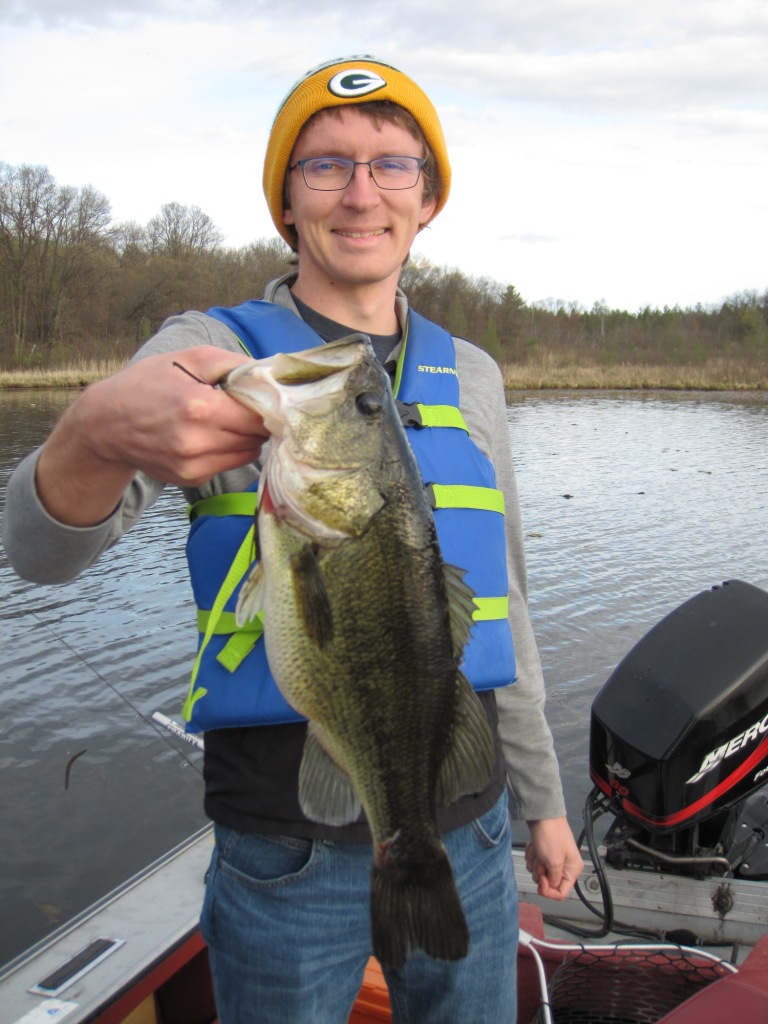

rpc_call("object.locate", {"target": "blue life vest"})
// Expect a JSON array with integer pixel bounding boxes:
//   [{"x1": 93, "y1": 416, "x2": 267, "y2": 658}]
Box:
[{"x1": 182, "y1": 301, "x2": 516, "y2": 732}]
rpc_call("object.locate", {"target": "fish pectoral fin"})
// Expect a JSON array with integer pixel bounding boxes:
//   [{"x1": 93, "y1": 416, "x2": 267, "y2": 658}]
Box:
[
  {"x1": 438, "y1": 672, "x2": 496, "y2": 806},
  {"x1": 235, "y1": 563, "x2": 266, "y2": 627},
  {"x1": 443, "y1": 563, "x2": 477, "y2": 659},
  {"x1": 298, "y1": 724, "x2": 362, "y2": 826},
  {"x1": 291, "y1": 544, "x2": 334, "y2": 647}
]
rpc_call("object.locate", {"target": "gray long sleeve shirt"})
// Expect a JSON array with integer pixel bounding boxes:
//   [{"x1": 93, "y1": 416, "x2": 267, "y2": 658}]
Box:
[{"x1": 1, "y1": 275, "x2": 566, "y2": 823}]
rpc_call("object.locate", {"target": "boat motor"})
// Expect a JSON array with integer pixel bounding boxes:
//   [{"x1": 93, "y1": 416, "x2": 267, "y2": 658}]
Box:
[{"x1": 589, "y1": 579, "x2": 768, "y2": 880}]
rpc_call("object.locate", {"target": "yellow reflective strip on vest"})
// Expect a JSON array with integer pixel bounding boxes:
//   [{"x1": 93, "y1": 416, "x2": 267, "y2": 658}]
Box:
[
  {"x1": 431, "y1": 484, "x2": 505, "y2": 515},
  {"x1": 182, "y1": 524, "x2": 256, "y2": 722},
  {"x1": 197, "y1": 609, "x2": 263, "y2": 636},
  {"x1": 217, "y1": 630, "x2": 261, "y2": 672},
  {"x1": 189, "y1": 492, "x2": 259, "y2": 522},
  {"x1": 196, "y1": 608, "x2": 264, "y2": 674},
  {"x1": 415, "y1": 404, "x2": 468, "y2": 431},
  {"x1": 472, "y1": 596, "x2": 509, "y2": 621}
]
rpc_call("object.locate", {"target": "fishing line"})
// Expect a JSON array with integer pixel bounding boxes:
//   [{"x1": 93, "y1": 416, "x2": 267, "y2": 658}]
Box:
[
  {"x1": 172, "y1": 361, "x2": 217, "y2": 388},
  {"x1": 31, "y1": 611, "x2": 204, "y2": 779}
]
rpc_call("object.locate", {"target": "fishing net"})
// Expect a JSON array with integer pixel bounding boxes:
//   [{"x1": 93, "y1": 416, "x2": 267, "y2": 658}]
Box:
[{"x1": 531, "y1": 945, "x2": 733, "y2": 1024}]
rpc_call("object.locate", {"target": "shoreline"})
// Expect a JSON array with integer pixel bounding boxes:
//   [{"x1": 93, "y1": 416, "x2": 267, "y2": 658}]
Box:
[
  {"x1": 0, "y1": 362, "x2": 766, "y2": 392},
  {"x1": 499, "y1": 362, "x2": 767, "y2": 392},
  {"x1": 0, "y1": 360, "x2": 128, "y2": 391}
]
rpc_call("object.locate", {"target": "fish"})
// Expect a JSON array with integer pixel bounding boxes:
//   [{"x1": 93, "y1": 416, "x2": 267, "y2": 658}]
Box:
[{"x1": 221, "y1": 335, "x2": 496, "y2": 969}]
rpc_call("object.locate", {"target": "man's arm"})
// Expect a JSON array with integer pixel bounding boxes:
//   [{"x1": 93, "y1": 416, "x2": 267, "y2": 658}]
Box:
[
  {"x1": 455, "y1": 339, "x2": 583, "y2": 897},
  {"x1": 2, "y1": 336, "x2": 266, "y2": 583},
  {"x1": 525, "y1": 817, "x2": 584, "y2": 900},
  {"x1": 35, "y1": 346, "x2": 266, "y2": 527}
]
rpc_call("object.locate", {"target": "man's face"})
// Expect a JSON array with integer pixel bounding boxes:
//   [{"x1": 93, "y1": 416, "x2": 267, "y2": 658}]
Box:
[{"x1": 284, "y1": 107, "x2": 437, "y2": 296}]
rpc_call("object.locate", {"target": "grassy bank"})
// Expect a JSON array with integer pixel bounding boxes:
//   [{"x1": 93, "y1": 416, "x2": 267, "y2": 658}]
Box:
[
  {"x1": 501, "y1": 357, "x2": 767, "y2": 391},
  {"x1": 0, "y1": 359, "x2": 128, "y2": 389},
  {"x1": 1, "y1": 356, "x2": 766, "y2": 391}
]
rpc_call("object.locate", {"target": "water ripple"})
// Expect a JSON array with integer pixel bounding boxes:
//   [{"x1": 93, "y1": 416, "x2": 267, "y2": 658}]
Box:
[
  {"x1": 508, "y1": 390, "x2": 768, "y2": 815},
  {"x1": 1, "y1": 388, "x2": 766, "y2": 964}
]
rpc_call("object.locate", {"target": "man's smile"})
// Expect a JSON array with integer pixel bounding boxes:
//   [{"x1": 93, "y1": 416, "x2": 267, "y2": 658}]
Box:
[{"x1": 333, "y1": 228, "x2": 388, "y2": 239}]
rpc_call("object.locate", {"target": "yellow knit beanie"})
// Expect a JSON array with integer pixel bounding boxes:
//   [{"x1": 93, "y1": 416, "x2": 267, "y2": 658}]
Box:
[{"x1": 263, "y1": 56, "x2": 451, "y2": 246}]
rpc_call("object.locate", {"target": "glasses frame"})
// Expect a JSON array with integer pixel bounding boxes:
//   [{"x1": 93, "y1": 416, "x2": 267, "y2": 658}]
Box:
[{"x1": 289, "y1": 156, "x2": 426, "y2": 192}]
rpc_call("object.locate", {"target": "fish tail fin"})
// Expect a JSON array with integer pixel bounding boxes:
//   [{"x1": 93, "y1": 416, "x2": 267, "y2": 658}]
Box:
[{"x1": 371, "y1": 836, "x2": 469, "y2": 970}]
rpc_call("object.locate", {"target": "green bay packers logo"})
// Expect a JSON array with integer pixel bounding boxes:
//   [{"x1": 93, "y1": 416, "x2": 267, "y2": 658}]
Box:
[{"x1": 327, "y1": 69, "x2": 387, "y2": 98}]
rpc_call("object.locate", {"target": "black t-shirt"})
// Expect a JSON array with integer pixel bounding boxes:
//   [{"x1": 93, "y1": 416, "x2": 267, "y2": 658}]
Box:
[{"x1": 290, "y1": 292, "x2": 401, "y2": 366}]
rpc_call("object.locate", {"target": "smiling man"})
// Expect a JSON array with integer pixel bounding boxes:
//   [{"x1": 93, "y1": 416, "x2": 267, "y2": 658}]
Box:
[
  {"x1": 283, "y1": 109, "x2": 436, "y2": 325},
  {"x1": 2, "y1": 56, "x2": 582, "y2": 1024}
]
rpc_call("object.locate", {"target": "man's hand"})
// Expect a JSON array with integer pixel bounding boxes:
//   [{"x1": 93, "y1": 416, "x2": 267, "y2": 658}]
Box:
[
  {"x1": 524, "y1": 816, "x2": 584, "y2": 900},
  {"x1": 36, "y1": 347, "x2": 267, "y2": 527}
]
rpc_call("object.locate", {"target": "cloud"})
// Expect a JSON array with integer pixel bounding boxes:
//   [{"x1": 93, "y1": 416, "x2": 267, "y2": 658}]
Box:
[
  {"x1": 0, "y1": 1, "x2": 765, "y2": 309},
  {"x1": 500, "y1": 233, "x2": 559, "y2": 245},
  {"x1": 7, "y1": 2, "x2": 767, "y2": 123}
]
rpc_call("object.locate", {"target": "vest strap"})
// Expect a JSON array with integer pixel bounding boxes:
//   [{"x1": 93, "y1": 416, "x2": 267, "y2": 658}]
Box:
[
  {"x1": 427, "y1": 483, "x2": 505, "y2": 515},
  {"x1": 197, "y1": 609, "x2": 262, "y2": 636},
  {"x1": 183, "y1": 524, "x2": 257, "y2": 721},
  {"x1": 217, "y1": 628, "x2": 262, "y2": 672},
  {"x1": 189, "y1": 493, "x2": 259, "y2": 521},
  {"x1": 397, "y1": 401, "x2": 468, "y2": 432},
  {"x1": 473, "y1": 596, "x2": 509, "y2": 621}
]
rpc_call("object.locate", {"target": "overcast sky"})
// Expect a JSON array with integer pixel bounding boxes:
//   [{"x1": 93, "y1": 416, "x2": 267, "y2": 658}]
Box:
[{"x1": 2, "y1": 0, "x2": 766, "y2": 311}]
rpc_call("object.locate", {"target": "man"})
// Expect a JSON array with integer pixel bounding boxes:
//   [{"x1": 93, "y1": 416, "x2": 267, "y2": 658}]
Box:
[{"x1": 2, "y1": 57, "x2": 582, "y2": 1023}]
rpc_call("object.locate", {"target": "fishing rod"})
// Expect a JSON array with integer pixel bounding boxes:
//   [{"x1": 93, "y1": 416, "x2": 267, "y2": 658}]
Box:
[
  {"x1": 31, "y1": 611, "x2": 204, "y2": 779},
  {"x1": 152, "y1": 712, "x2": 204, "y2": 751}
]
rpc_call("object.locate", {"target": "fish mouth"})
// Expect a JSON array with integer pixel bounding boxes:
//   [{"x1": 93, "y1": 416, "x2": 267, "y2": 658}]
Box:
[
  {"x1": 222, "y1": 335, "x2": 381, "y2": 541},
  {"x1": 269, "y1": 336, "x2": 370, "y2": 384},
  {"x1": 221, "y1": 335, "x2": 372, "y2": 437}
]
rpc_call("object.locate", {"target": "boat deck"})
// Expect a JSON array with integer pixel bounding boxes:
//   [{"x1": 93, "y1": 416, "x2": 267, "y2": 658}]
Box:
[
  {"x1": 0, "y1": 827, "x2": 214, "y2": 1024},
  {"x1": 2, "y1": 834, "x2": 767, "y2": 1024}
]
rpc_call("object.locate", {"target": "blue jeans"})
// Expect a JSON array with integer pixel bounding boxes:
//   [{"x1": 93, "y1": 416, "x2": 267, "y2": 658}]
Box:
[{"x1": 200, "y1": 792, "x2": 518, "y2": 1024}]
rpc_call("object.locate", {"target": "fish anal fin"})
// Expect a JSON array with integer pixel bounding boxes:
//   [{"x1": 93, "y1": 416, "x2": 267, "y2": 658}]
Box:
[
  {"x1": 442, "y1": 563, "x2": 477, "y2": 659},
  {"x1": 438, "y1": 671, "x2": 496, "y2": 807},
  {"x1": 298, "y1": 724, "x2": 362, "y2": 826},
  {"x1": 291, "y1": 543, "x2": 334, "y2": 647}
]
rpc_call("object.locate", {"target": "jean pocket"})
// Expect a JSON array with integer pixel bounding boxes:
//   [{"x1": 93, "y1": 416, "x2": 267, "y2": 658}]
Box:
[
  {"x1": 216, "y1": 826, "x2": 315, "y2": 889},
  {"x1": 471, "y1": 794, "x2": 511, "y2": 850}
]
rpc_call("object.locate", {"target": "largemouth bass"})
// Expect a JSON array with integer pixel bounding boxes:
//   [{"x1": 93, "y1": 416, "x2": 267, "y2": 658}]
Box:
[{"x1": 222, "y1": 335, "x2": 496, "y2": 969}]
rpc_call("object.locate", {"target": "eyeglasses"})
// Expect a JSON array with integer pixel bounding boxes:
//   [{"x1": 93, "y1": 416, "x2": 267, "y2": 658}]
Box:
[{"x1": 289, "y1": 156, "x2": 426, "y2": 191}]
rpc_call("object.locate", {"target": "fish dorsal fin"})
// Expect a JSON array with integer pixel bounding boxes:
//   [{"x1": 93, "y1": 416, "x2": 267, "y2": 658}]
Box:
[
  {"x1": 291, "y1": 544, "x2": 334, "y2": 647},
  {"x1": 442, "y1": 562, "x2": 477, "y2": 660},
  {"x1": 438, "y1": 672, "x2": 496, "y2": 807},
  {"x1": 298, "y1": 723, "x2": 362, "y2": 826}
]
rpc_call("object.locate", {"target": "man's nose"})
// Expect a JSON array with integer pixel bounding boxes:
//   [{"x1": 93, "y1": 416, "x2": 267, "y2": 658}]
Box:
[{"x1": 343, "y1": 163, "x2": 379, "y2": 202}]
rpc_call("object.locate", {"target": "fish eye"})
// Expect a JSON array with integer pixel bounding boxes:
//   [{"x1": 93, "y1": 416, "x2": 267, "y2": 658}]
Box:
[{"x1": 355, "y1": 391, "x2": 383, "y2": 417}]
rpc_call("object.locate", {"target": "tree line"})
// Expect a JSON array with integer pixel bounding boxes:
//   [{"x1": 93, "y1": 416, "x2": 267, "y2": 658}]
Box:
[{"x1": 1, "y1": 162, "x2": 766, "y2": 371}]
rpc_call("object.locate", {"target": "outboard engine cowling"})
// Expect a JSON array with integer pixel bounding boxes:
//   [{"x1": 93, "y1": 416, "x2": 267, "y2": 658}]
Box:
[{"x1": 590, "y1": 580, "x2": 768, "y2": 860}]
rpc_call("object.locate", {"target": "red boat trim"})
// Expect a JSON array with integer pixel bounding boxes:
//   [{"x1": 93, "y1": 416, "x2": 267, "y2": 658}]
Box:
[
  {"x1": 591, "y1": 736, "x2": 768, "y2": 828},
  {"x1": 89, "y1": 931, "x2": 207, "y2": 1024}
]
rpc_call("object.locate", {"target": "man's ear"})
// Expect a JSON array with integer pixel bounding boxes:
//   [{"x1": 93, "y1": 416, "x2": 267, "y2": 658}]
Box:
[{"x1": 418, "y1": 194, "x2": 437, "y2": 231}]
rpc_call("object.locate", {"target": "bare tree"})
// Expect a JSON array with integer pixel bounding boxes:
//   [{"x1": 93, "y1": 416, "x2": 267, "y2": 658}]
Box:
[
  {"x1": 146, "y1": 202, "x2": 223, "y2": 259},
  {"x1": 0, "y1": 163, "x2": 111, "y2": 358}
]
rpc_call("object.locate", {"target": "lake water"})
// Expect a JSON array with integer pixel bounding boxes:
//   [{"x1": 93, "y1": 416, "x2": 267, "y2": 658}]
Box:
[{"x1": 1, "y1": 387, "x2": 767, "y2": 966}]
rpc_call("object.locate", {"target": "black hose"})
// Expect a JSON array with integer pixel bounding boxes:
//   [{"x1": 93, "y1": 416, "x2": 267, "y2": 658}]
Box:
[{"x1": 544, "y1": 785, "x2": 616, "y2": 938}]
